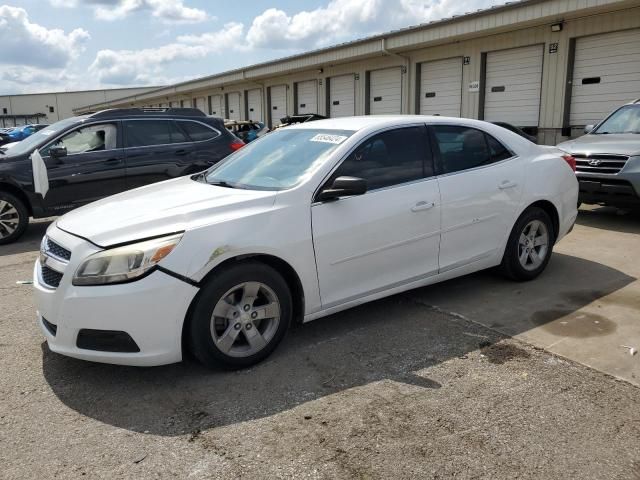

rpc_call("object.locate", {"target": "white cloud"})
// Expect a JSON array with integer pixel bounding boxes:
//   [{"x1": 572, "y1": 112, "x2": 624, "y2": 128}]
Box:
[
  {"x1": 0, "y1": 6, "x2": 90, "y2": 69},
  {"x1": 89, "y1": 22, "x2": 244, "y2": 84},
  {"x1": 49, "y1": 0, "x2": 209, "y2": 24}
]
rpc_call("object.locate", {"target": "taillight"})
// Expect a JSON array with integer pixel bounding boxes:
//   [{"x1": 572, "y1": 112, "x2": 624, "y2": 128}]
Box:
[
  {"x1": 230, "y1": 141, "x2": 245, "y2": 151},
  {"x1": 562, "y1": 154, "x2": 576, "y2": 172}
]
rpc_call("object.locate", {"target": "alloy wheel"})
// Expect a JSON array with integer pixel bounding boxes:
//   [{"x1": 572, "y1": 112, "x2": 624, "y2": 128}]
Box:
[
  {"x1": 209, "y1": 281, "x2": 281, "y2": 358},
  {"x1": 0, "y1": 199, "x2": 19, "y2": 239},
  {"x1": 517, "y1": 219, "x2": 549, "y2": 271}
]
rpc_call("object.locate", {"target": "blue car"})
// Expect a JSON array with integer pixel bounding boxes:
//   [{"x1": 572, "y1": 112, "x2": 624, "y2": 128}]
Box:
[{"x1": 0, "y1": 124, "x2": 48, "y2": 146}]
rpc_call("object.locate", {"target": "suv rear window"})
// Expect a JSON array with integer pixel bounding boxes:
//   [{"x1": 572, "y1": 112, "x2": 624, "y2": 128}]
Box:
[{"x1": 179, "y1": 121, "x2": 219, "y2": 142}]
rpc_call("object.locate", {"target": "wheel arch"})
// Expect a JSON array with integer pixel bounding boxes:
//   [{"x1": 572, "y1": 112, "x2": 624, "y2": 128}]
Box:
[
  {"x1": 0, "y1": 181, "x2": 33, "y2": 216},
  {"x1": 181, "y1": 253, "x2": 306, "y2": 354},
  {"x1": 522, "y1": 199, "x2": 560, "y2": 243}
]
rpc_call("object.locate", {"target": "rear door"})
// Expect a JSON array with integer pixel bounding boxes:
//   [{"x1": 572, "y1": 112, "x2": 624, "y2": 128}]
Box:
[
  {"x1": 312, "y1": 125, "x2": 441, "y2": 307},
  {"x1": 431, "y1": 124, "x2": 524, "y2": 272},
  {"x1": 40, "y1": 122, "x2": 126, "y2": 211}
]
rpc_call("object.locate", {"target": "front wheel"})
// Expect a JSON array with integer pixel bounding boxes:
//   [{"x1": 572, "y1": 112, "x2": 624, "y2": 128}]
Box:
[
  {"x1": 0, "y1": 192, "x2": 29, "y2": 245},
  {"x1": 500, "y1": 207, "x2": 555, "y2": 281},
  {"x1": 188, "y1": 262, "x2": 292, "y2": 369}
]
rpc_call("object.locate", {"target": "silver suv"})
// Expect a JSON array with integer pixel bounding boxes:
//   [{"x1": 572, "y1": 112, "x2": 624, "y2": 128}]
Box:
[{"x1": 557, "y1": 99, "x2": 640, "y2": 208}]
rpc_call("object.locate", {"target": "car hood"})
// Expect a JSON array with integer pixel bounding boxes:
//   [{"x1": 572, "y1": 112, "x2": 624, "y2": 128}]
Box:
[
  {"x1": 57, "y1": 175, "x2": 278, "y2": 247},
  {"x1": 557, "y1": 134, "x2": 640, "y2": 156}
]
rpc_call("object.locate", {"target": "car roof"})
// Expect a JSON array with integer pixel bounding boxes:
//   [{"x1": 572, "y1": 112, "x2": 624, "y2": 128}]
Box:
[{"x1": 285, "y1": 115, "x2": 499, "y2": 132}]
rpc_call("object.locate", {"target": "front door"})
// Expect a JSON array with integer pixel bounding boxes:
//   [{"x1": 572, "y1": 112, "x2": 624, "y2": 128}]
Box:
[
  {"x1": 312, "y1": 125, "x2": 441, "y2": 308},
  {"x1": 431, "y1": 124, "x2": 524, "y2": 272},
  {"x1": 40, "y1": 122, "x2": 126, "y2": 213}
]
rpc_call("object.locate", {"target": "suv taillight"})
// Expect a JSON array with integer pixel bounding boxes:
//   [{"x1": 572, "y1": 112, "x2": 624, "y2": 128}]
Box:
[
  {"x1": 562, "y1": 154, "x2": 576, "y2": 172},
  {"x1": 230, "y1": 140, "x2": 245, "y2": 151}
]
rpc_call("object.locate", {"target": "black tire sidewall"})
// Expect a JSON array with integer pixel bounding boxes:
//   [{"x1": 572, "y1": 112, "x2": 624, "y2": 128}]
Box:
[
  {"x1": 0, "y1": 191, "x2": 28, "y2": 245},
  {"x1": 502, "y1": 207, "x2": 555, "y2": 281},
  {"x1": 188, "y1": 262, "x2": 292, "y2": 369}
]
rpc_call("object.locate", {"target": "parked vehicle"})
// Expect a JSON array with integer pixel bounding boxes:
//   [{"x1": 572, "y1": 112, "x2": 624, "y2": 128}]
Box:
[
  {"x1": 34, "y1": 116, "x2": 578, "y2": 368},
  {"x1": 224, "y1": 120, "x2": 268, "y2": 143},
  {"x1": 491, "y1": 122, "x2": 537, "y2": 143},
  {"x1": 557, "y1": 99, "x2": 640, "y2": 208},
  {"x1": 275, "y1": 113, "x2": 327, "y2": 129},
  {"x1": 0, "y1": 108, "x2": 243, "y2": 244},
  {"x1": 0, "y1": 124, "x2": 49, "y2": 146}
]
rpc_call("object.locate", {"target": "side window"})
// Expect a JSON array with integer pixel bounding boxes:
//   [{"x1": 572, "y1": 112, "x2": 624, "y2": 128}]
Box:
[
  {"x1": 332, "y1": 127, "x2": 431, "y2": 191},
  {"x1": 169, "y1": 121, "x2": 188, "y2": 143},
  {"x1": 179, "y1": 121, "x2": 219, "y2": 142},
  {"x1": 432, "y1": 125, "x2": 491, "y2": 174},
  {"x1": 486, "y1": 134, "x2": 512, "y2": 162},
  {"x1": 45, "y1": 123, "x2": 117, "y2": 156},
  {"x1": 124, "y1": 120, "x2": 172, "y2": 147}
]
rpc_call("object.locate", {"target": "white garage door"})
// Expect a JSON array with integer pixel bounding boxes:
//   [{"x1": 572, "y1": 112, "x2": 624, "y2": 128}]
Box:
[
  {"x1": 209, "y1": 95, "x2": 223, "y2": 117},
  {"x1": 247, "y1": 89, "x2": 263, "y2": 122},
  {"x1": 195, "y1": 97, "x2": 206, "y2": 113},
  {"x1": 269, "y1": 85, "x2": 287, "y2": 126},
  {"x1": 420, "y1": 57, "x2": 462, "y2": 117},
  {"x1": 296, "y1": 80, "x2": 318, "y2": 114},
  {"x1": 484, "y1": 45, "x2": 544, "y2": 126},
  {"x1": 369, "y1": 68, "x2": 402, "y2": 115},
  {"x1": 329, "y1": 74, "x2": 355, "y2": 117},
  {"x1": 570, "y1": 28, "x2": 640, "y2": 127},
  {"x1": 227, "y1": 92, "x2": 241, "y2": 120}
]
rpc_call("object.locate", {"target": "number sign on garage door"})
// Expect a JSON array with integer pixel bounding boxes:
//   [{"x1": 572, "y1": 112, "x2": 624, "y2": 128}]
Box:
[
  {"x1": 209, "y1": 95, "x2": 223, "y2": 117},
  {"x1": 226, "y1": 92, "x2": 241, "y2": 120},
  {"x1": 419, "y1": 57, "x2": 462, "y2": 116},
  {"x1": 296, "y1": 80, "x2": 318, "y2": 115},
  {"x1": 246, "y1": 89, "x2": 263, "y2": 122},
  {"x1": 269, "y1": 85, "x2": 287, "y2": 127},
  {"x1": 570, "y1": 28, "x2": 640, "y2": 127},
  {"x1": 329, "y1": 74, "x2": 355, "y2": 117},
  {"x1": 369, "y1": 68, "x2": 402, "y2": 115},
  {"x1": 484, "y1": 45, "x2": 544, "y2": 127}
]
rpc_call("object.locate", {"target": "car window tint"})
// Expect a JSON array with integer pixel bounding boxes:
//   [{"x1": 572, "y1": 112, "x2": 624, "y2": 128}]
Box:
[
  {"x1": 125, "y1": 120, "x2": 172, "y2": 147},
  {"x1": 333, "y1": 126, "x2": 430, "y2": 191},
  {"x1": 486, "y1": 134, "x2": 512, "y2": 161},
  {"x1": 180, "y1": 121, "x2": 218, "y2": 141},
  {"x1": 432, "y1": 125, "x2": 491, "y2": 174},
  {"x1": 169, "y1": 121, "x2": 188, "y2": 143},
  {"x1": 45, "y1": 123, "x2": 117, "y2": 155}
]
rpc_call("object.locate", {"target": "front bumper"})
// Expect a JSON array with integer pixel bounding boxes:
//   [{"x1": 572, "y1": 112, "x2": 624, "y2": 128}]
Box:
[{"x1": 33, "y1": 227, "x2": 199, "y2": 367}]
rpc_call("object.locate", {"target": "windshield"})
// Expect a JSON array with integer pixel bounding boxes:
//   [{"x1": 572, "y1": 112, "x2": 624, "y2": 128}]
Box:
[
  {"x1": 203, "y1": 128, "x2": 354, "y2": 190},
  {"x1": 2, "y1": 117, "x2": 79, "y2": 156},
  {"x1": 593, "y1": 105, "x2": 640, "y2": 134}
]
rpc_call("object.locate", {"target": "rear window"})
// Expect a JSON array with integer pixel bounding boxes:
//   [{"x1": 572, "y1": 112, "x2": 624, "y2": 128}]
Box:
[{"x1": 179, "y1": 121, "x2": 219, "y2": 142}]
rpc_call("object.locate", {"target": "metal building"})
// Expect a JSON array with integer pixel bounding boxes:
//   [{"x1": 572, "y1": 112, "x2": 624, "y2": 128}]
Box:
[{"x1": 75, "y1": 0, "x2": 640, "y2": 145}]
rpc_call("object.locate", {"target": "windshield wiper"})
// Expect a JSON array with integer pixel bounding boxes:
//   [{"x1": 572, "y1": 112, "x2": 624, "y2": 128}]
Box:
[{"x1": 208, "y1": 180, "x2": 241, "y2": 189}]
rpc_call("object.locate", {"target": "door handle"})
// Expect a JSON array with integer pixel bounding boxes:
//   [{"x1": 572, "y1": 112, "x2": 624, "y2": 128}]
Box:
[
  {"x1": 104, "y1": 158, "x2": 123, "y2": 165},
  {"x1": 411, "y1": 201, "x2": 436, "y2": 212},
  {"x1": 498, "y1": 181, "x2": 518, "y2": 190},
  {"x1": 175, "y1": 149, "x2": 189, "y2": 156}
]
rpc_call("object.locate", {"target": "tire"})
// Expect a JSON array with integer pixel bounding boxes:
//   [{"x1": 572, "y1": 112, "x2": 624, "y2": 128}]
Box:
[
  {"x1": 188, "y1": 261, "x2": 292, "y2": 369},
  {"x1": 500, "y1": 207, "x2": 555, "y2": 281},
  {"x1": 0, "y1": 191, "x2": 29, "y2": 245}
]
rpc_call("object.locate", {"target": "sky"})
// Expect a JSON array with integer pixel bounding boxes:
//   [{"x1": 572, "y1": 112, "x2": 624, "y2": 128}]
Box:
[{"x1": 0, "y1": 0, "x2": 501, "y2": 95}]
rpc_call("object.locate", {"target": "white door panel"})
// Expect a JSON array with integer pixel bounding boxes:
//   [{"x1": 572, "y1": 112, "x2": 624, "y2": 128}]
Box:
[
  {"x1": 484, "y1": 45, "x2": 543, "y2": 127},
  {"x1": 296, "y1": 80, "x2": 318, "y2": 114},
  {"x1": 270, "y1": 85, "x2": 287, "y2": 126},
  {"x1": 369, "y1": 68, "x2": 402, "y2": 115},
  {"x1": 195, "y1": 97, "x2": 206, "y2": 113},
  {"x1": 312, "y1": 180, "x2": 441, "y2": 307},
  {"x1": 209, "y1": 95, "x2": 223, "y2": 117},
  {"x1": 227, "y1": 92, "x2": 241, "y2": 120},
  {"x1": 247, "y1": 89, "x2": 263, "y2": 122},
  {"x1": 420, "y1": 58, "x2": 462, "y2": 117},
  {"x1": 570, "y1": 28, "x2": 640, "y2": 126},
  {"x1": 329, "y1": 74, "x2": 355, "y2": 117}
]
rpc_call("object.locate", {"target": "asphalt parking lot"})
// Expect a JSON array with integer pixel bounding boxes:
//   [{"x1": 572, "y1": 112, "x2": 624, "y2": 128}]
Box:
[{"x1": 1, "y1": 207, "x2": 640, "y2": 479}]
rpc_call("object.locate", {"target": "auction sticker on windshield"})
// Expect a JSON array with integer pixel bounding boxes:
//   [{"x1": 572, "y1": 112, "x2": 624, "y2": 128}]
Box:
[{"x1": 310, "y1": 134, "x2": 348, "y2": 144}]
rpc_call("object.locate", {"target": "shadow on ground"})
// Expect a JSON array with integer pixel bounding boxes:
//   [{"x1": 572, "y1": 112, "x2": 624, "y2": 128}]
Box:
[
  {"x1": 576, "y1": 206, "x2": 640, "y2": 234},
  {"x1": 42, "y1": 248, "x2": 634, "y2": 436},
  {"x1": 0, "y1": 219, "x2": 52, "y2": 257}
]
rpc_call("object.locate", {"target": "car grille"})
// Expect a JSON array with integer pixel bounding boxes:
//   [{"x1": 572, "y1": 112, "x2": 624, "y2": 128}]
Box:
[
  {"x1": 41, "y1": 265, "x2": 63, "y2": 288},
  {"x1": 46, "y1": 237, "x2": 71, "y2": 261},
  {"x1": 574, "y1": 154, "x2": 629, "y2": 175}
]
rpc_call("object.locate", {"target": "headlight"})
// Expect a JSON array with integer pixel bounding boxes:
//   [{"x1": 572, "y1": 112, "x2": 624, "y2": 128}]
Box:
[{"x1": 73, "y1": 234, "x2": 182, "y2": 286}]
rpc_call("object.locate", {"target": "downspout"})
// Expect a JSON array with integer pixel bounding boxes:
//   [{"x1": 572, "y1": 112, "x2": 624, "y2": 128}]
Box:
[{"x1": 381, "y1": 38, "x2": 411, "y2": 114}]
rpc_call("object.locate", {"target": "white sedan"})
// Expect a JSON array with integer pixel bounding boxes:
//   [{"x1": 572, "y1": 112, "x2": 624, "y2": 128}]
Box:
[{"x1": 33, "y1": 116, "x2": 578, "y2": 368}]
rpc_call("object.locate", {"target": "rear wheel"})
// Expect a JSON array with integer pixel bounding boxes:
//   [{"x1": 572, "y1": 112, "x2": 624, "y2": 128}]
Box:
[
  {"x1": 0, "y1": 192, "x2": 28, "y2": 245},
  {"x1": 500, "y1": 207, "x2": 554, "y2": 281},
  {"x1": 188, "y1": 262, "x2": 292, "y2": 369}
]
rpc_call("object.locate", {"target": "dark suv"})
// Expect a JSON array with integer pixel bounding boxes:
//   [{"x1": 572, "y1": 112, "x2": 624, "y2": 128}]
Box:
[{"x1": 0, "y1": 108, "x2": 243, "y2": 244}]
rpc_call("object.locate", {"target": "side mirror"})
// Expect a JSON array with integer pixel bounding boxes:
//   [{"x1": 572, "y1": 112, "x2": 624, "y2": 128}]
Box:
[
  {"x1": 584, "y1": 124, "x2": 595, "y2": 134},
  {"x1": 49, "y1": 145, "x2": 67, "y2": 158},
  {"x1": 318, "y1": 176, "x2": 367, "y2": 202}
]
